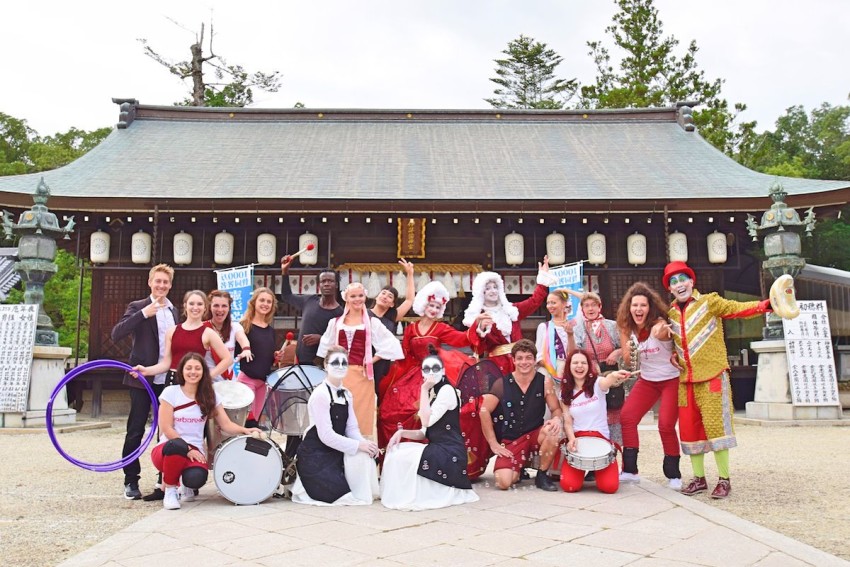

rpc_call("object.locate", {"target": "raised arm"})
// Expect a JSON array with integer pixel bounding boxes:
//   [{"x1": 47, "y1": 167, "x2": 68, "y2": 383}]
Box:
[{"x1": 394, "y1": 259, "x2": 417, "y2": 321}]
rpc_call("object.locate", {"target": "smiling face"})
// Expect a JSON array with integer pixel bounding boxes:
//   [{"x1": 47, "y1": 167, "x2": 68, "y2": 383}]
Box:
[
  {"x1": 424, "y1": 300, "x2": 443, "y2": 320},
  {"x1": 570, "y1": 352, "x2": 590, "y2": 380},
  {"x1": 630, "y1": 294, "x2": 650, "y2": 329},
  {"x1": 546, "y1": 293, "x2": 567, "y2": 317},
  {"x1": 181, "y1": 357, "x2": 204, "y2": 386},
  {"x1": 512, "y1": 350, "x2": 536, "y2": 376},
  {"x1": 483, "y1": 280, "x2": 501, "y2": 306},
  {"x1": 209, "y1": 296, "x2": 230, "y2": 325},
  {"x1": 184, "y1": 292, "x2": 206, "y2": 321},
  {"x1": 375, "y1": 288, "x2": 396, "y2": 309},
  {"x1": 255, "y1": 291, "x2": 275, "y2": 316},
  {"x1": 345, "y1": 285, "x2": 366, "y2": 309},
  {"x1": 581, "y1": 299, "x2": 601, "y2": 320},
  {"x1": 668, "y1": 273, "x2": 694, "y2": 303},
  {"x1": 148, "y1": 269, "x2": 172, "y2": 301}
]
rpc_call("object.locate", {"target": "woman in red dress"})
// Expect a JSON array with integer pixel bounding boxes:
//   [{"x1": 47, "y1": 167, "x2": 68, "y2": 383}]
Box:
[{"x1": 378, "y1": 281, "x2": 477, "y2": 452}]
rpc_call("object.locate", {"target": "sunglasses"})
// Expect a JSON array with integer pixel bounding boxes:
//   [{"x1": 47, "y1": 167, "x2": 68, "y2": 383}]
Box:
[
  {"x1": 668, "y1": 274, "x2": 691, "y2": 287},
  {"x1": 422, "y1": 364, "x2": 444, "y2": 374}
]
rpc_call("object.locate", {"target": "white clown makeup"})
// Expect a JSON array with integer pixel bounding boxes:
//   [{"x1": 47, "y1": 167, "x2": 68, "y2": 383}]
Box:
[
  {"x1": 669, "y1": 273, "x2": 694, "y2": 303},
  {"x1": 483, "y1": 280, "x2": 501, "y2": 307},
  {"x1": 421, "y1": 356, "x2": 445, "y2": 386},
  {"x1": 325, "y1": 352, "x2": 349, "y2": 383}
]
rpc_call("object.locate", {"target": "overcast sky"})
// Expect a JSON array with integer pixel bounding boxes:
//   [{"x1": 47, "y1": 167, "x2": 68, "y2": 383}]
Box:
[{"x1": 3, "y1": 0, "x2": 847, "y2": 136}]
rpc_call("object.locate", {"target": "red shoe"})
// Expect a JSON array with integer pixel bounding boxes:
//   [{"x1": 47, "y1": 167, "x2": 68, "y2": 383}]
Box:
[
  {"x1": 710, "y1": 478, "x2": 731, "y2": 499},
  {"x1": 680, "y1": 476, "x2": 707, "y2": 495}
]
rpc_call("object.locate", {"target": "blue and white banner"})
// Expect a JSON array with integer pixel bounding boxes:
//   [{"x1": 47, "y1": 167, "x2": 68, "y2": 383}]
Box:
[
  {"x1": 214, "y1": 265, "x2": 254, "y2": 331},
  {"x1": 548, "y1": 261, "x2": 583, "y2": 321}
]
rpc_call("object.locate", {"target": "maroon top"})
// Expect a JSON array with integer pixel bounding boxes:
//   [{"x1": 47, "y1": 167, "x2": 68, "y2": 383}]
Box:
[
  {"x1": 170, "y1": 324, "x2": 206, "y2": 370},
  {"x1": 338, "y1": 328, "x2": 367, "y2": 366}
]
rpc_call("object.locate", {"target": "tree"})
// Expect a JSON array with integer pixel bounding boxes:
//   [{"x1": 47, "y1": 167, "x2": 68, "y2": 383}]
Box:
[
  {"x1": 3, "y1": 249, "x2": 92, "y2": 357},
  {"x1": 0, "y1": 113, "x2": 110, "y2": 177},
  {"x1": 580, "y1": 0, "x2": 747, "y2": 154},
  {"x1": 139, "y1": 21, "x2": 281, "y2": 107},
  {"x1": 486, "y1": 35, "x2": 578, "y2": 109}
]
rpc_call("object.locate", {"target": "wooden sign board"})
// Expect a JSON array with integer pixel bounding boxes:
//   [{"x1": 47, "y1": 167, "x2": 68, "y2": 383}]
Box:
[{"x1": 397, "y1": 218, "x2": 426, "y2": 258}]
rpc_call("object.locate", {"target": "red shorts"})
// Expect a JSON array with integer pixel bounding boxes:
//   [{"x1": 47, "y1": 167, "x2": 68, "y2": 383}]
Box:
[{"x1": 494, "y1": 426, "x2": 543, "y2": 474}]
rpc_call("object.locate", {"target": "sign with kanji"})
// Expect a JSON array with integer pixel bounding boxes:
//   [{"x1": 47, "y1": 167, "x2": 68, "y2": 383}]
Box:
[
  {"x1": 782, "y1": 300, "x2": 840, "y2": 406},
  {"x1": 0, "y1": 304, "x2": 38, "y2": 412},
  {"x1": 397, "y1": 218, "x2": 426, "y2": 258}
]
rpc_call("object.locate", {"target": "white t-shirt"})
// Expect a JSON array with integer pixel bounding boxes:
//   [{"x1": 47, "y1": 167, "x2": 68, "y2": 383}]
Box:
[
  {"x1": 158, "y1": 385, "x2": 222, "y2": 456},
  {"x1": 205, "y1": 324, "x2": 237, "y2": 382},
  {"x1": 567, "y1": 379, "x2": 609, "y2": 439}
]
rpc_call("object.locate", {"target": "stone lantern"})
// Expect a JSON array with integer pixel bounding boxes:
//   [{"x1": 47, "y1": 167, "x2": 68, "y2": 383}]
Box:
[
  {"x1": 745, "y1": 181, "x2": 816, "y2": 339},
  {"x1": 2, "y1": 178, "x2": 75, "y2": 346}
]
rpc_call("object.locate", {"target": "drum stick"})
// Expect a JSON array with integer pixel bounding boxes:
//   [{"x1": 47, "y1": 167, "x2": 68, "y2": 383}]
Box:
[{"x1": 286, "y1": 243, "x2": 315, "y2": 261}]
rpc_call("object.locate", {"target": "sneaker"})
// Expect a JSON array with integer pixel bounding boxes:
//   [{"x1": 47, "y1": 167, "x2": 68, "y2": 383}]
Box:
[
  {"x1": 619, "y1": 472, "x2": 641, "y2": 484},
  {"x1": 180, "y1": 485, "x2": 196, "y2": 502},
  {"x1": 142, "y1": 488, "x2": 165, "y2": 501},
  {"x1": 534, "y1": 472, "x2": 558, "y2": 492},
  {"x1": 667, "y1": 477, "x2": 683, "y2": 490},
  {"x1": 681, "y1": 476, "x2": 708, "y2": 496},
  {"x1": 519, "y1": 468, "x2": 531, "y2": 481},
  {"x1": 710, "y1": 478, "x2": 731, "y2": 499},
  {"x1": 123, "y1": 482, "x2": 141, "y2": 500},
  {"x1": 163, "y1": 487, "x2": 181, "y2": 510}
]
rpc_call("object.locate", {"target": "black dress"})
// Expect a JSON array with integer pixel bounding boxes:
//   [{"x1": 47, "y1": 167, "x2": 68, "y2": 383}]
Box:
[
  {"x1": 418, "y1": 381, "x2": 472, "y2": 489},
  {"x1": 295, "y1": 385, "x2": 351, "y2": 503}
]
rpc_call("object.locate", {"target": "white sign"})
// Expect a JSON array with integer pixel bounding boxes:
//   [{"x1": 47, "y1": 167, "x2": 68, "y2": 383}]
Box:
[
  {"x1": 0, "y1": 304, "x2": 38, "y2": 412},
  {"x1": 782, "y1": 300, "x2": 840, "y2": 406}
]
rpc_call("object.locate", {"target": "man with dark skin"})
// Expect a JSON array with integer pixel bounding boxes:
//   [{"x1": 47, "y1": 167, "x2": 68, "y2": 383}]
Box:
[{"x1": 279, "y1": 256, "x2": 343, "y2": 366}]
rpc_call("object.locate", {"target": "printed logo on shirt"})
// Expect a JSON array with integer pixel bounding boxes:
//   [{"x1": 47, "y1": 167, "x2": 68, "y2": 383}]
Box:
[
  {"x1": 571, "y1": 394, "x2": 599, "y2": 408},
  {"x1": 174, "y1": 416, "x2": 205, "y2": 424}
]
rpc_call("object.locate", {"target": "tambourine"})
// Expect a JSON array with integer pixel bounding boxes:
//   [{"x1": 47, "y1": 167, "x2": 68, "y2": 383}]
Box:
[{"x1": 769, "y1": 274, "x2": 800, "y2": 319}]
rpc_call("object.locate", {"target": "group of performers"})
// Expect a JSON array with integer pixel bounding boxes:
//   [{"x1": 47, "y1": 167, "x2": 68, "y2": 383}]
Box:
[{"x1": 115, "y1": 251, "x2": 790, "y2": 510}]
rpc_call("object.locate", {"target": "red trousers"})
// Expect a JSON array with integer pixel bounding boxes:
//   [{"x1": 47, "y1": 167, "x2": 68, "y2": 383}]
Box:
[
  {"x1": 560, "y1": 460, "x2": 619, "y2": 494},
  {"x1": 151, "y1": 443, "x2": 208, "y2": 486},
  {"x1": 620, "y1": 378, "x2": 680, "y2": 457}
]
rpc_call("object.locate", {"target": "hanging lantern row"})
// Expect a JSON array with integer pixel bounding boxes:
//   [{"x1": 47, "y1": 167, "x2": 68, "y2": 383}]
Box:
[
  {"x1": 89, "y1": 230, "x2": 319, "y2": 266},
  {"x1": 498, "y1": 230, "x2": 728, "y2": 267}
]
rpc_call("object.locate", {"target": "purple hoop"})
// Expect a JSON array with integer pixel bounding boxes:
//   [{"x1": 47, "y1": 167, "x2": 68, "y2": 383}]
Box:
[{"x1": 46, "y1": 360, "x2": 159, "y2": 472}]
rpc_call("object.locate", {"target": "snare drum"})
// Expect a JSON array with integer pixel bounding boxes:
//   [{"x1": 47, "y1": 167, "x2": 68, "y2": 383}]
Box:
[
  {"x1": 206, "y1": 381, "x2": 254, "y2": 464},
  {"x1": 213, "y1": 435, "x2": 284, "y2": 505},
  {"x1": 563, "y1": 437, "x2": 616, "y2": 472},
  {"x1": 265, "y1": 365, "x2": 326, "y2": 436}
]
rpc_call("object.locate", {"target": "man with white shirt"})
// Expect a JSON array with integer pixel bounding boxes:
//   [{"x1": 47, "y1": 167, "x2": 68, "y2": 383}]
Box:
[{"x1": 111, "y1": 264, "x2": 178, "y2": 500}]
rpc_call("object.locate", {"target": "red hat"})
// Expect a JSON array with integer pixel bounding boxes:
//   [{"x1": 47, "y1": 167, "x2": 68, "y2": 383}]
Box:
[{"x1": 663, "y1": 261, "x2": 696, "y2": 290}]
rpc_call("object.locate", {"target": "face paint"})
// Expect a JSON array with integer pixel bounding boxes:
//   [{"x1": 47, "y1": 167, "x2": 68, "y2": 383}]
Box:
[
  {"x1": 669, "y1": 273, "x2": 694, "y2": 303},
  {"x1": 326, "y1": 354, "x2": 349, "y2": 381},
  {"x1": 421, "y1": 357, "x2": 445, "y2": 385}
]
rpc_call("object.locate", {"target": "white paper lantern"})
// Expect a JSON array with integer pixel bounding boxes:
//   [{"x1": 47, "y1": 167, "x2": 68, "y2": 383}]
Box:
[
  {"x1": 366, "y1": 271, "x2": 382, "y2": 299},
  {"x1": 707, "y1": 231, "x2": 727, "y2": 264},
  {"x1": 416, "y1": 271, "x2": 431, "y2": 292},
  {"x1": 586, "y1": 232, "x2": 606, "y2": 265},
  {"x1": 90, "y1": 230, "x2": 110, "y2": 264},
  {"x1": 505, "y1": 231, "x2": 524, "y2": 266},
  {"x1": 298, "y1": 232, "x2": 319, "y2": 266},
  {"x1": 667, "y1": 231, "x2": 688, "y2": 263},
  {"x1": 442, "y1": 272, "x2": 458, "y2": 299},
  {"x1": 627, "y1": 232, "x2": 647, "y2": 266},
  {"x1": 173, "y1": 231, "x2": 193, "y2": 266},
  {"x1": 130, "y1": 230, "x2": 151, "y2": 264},
  {"x1": 545, "y1": 232, "x2": 566, "y2": 265},
  {"x1": 394, "y1": 271, "x2": 407, "y2": 296},
  {"x1": 214, "y1": 231, "x2": 234, "y2": 265},
  {"x1": 256, "y1": 233, "x2": 276, "y2": 265}
]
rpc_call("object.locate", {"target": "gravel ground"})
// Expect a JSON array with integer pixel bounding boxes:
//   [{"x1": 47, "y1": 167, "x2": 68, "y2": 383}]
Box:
[{"x1": 1, "y1": 415, "x2": 849, "y2": 566}]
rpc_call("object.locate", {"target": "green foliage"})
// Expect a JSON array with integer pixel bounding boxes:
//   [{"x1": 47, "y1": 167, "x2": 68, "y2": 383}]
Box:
[
  {"x1": 580, "y1": 0, "x2": 747, "y2": 154},
  {"x1": 486, "y1": 35, "x2": 577, "y2": 109},
  {"x1": 2, "y1": 250, "x2": 91, "y2": 357},
  {"x1": 803, "y1": 204, "x2": 850, "y2": 270},
  {"x1": 0, "y1": 113, "x2": 110, "y2": 177}
]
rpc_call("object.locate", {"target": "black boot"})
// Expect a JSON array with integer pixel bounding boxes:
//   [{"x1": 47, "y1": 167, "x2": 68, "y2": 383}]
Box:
[
  {"x1": 535, "y1": 471, "x2": 558, "y2": 492},
  {"x1": 622, "y1": 447, "x2": 639, "y2": 474},
  {"x1": 663, "y1": 455, "x2": 681, "y2": 480}
]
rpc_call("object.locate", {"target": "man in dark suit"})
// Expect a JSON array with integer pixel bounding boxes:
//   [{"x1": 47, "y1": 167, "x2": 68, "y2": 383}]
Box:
[{"x1": 111, "y1": 264, "x2": 177, "y2": 500}]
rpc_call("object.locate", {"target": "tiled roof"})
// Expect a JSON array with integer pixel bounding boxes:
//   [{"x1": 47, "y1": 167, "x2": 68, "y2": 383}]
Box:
[
  {"x1": 0, "y1": 249, "x2": 20, "y2": 301},
  {"x1": 0, "y1": 104, "x2": 846, "y2": 203}
]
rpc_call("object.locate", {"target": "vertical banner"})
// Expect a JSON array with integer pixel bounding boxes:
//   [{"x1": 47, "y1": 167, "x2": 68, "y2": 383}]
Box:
[
  {"x1": 0, "y1": 304, "x2": 38, "y2": 412},
  {"x1": 782, "y1": 300, "x2": 840, "y2": 406},
  {"x1": 548, "y1": 261, "x2": 584, "y2": 321},
  {"x1": 215, "y1": 265, "x2": 255, "y2": 375}
]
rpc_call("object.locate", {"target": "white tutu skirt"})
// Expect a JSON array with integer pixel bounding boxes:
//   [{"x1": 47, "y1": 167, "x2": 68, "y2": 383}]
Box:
[
  {"x1": 291, "y1": 451, "x2": 379, "y2": 506},
  {"x1": 380, "y1": 442, "x2": 479, "y2": 511}
]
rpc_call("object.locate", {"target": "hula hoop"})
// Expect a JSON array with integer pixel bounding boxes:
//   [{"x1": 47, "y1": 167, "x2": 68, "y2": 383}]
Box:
[{"x1": 46, "y1": 360, "x2": 159, "y2": 472}]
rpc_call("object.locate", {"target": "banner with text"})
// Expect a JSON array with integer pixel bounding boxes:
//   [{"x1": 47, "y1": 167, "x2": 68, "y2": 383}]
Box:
[
  {"x1": 782, "y1": 300, "x2": 840, "y2": 406},
  {"x1": 548, "y1": 261, "x2": 584, "y2": 321}
]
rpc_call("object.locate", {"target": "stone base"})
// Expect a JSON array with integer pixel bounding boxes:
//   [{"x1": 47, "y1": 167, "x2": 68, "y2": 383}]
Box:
[
  {"x1": 2, "y1": 408, "x2": 77, "y2": 428},
  {"x1": 751, "y1": 339, "x2": 792, "y2": 404},
  {"x1": 746, "y1": 401, "x2": 843, "y2": 421}
]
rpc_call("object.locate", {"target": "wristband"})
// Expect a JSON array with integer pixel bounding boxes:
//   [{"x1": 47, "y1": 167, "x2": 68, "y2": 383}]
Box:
[{"x1": 242, "y1": 346, "x2": 251, "y2": 350}]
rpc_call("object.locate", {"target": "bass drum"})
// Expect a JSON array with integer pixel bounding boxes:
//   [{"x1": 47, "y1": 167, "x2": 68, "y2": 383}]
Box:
[{"x1": 214, "y1": 435, "x2": 283, "y2": 505}]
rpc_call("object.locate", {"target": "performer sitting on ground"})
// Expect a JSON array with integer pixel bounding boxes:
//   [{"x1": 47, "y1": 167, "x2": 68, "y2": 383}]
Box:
[
  {"x1": 560, "y1": 350, "x2": 630, "y2": 494},
  {"x1": 664, "y1": 261, "x2": 775, "y2": 500},
  {"x1": 478, "y1": 339, "x2": 565, "y2": 492},
  {"x1": 616, "y1": 282, "x2": 682, "y2": 489},
  {"x1": 381, "y1": 351, "x2": 480, "y2": 510},
  {"x1": 317, "y1": 282, "x2": 404, "y2": 438},
  {"x1": 291, "y1": 346, "x2": 380, "y2": 506},
  {"x1": 151, "y1": 352, "x2": 262, "y2": 510},
  {"x1": 377, "y1": 281, "x2": 476, "y2": 451},
  {"x1": 463, "y1": 256, "x2": 555, "y2": 374}
]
